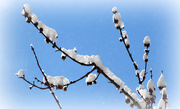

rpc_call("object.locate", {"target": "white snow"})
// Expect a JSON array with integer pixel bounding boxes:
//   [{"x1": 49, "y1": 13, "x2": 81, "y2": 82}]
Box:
[
  {"x1": 86, "y1": 73, "x2": 97, "y2": 83},
  {"x1": 31, "y1": 13, "x2": 38, "y2": 25},
  {"x1": 21, "y1": 9, "x2": 27, "y2": 17},
  {"x1": 42, "y1": 25, "x2": 49, "y2": 36},
  {"x1": 113, "y1": 13, "x2": 121, "y2": 21},
  {"x1": 157, "y1": 73, "x2": 167, "y2": 88},
  {"x1": 147, "y1": 79, "x2": 155, "y2": 92},
  {"x1": 137, "y1": 100, "x2": 147, "y2": 109},
  {"x1": 143, "y1": 53, "x2": 148, "y2": 62},
  {"x1": 143, "y1": 36, "x2": 150, "y2": 47},
  {"x1": 161, "y1": 88, "x2": 167, "y2": 95},
  {"x1": 43, "y1": 75, "x2": 69, "y2": 86},
  {"x1": 124, "y1": 85, "x2": 132, "y2": 94},
  {"x1": 37, "y1": 21, "x2": 58, "y2": 43},
  {"x1": 135, "y1": 70, "x2": 139, "y2": 75},
  {"x1": 23, "y1": 4, "x2": 31, "y2": 13},
  {"x1": 38, "y1": 21, "x2": 46, "y2": 31},
  {"x1": 131, "y1": 93, "x2": 138, "y2": 101},
  {"x1": 62, "y1": 48, "x2": 125, "y2": 90},
  {"x1": 140, "y1": 69, "x2": 145, "y2": 79},
  {"x1": 113, "y1": 13, "x2": 124, "y2": 29},
  {"x1": 30, "y1": 44, "x2": 33, "y2": 47},
  {"x1": 16, "y1": 69, "x2": 25, "y2": 78},
  {"x1": 125, "y1": 37, "x2": 130, "y2": 48},
  {"x1": 158, "y1": 98, "x2": 170, "y2": 109},
  {"x1": 23, "y1": 4, "x2": 32, "y2": 17},
  {"x1": 138, "y1": 88, "x2": 150, "y2": 99},
  {"x1": 122, "y1": 30, "x2": 128, "y2": 38},
  {"x1": 138, "y1": 84, "x2": 144, "y2": 90},
  {"x1": 112, "y1": 7, "x2": 117, "y2": 13},
  {"x1": 46, "y1": 28, "x2": 58, "y2": 43}
]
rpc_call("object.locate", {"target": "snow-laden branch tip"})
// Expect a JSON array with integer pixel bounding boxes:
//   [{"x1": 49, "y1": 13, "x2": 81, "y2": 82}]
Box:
[
  {"x1": 157, "y1": 73, "x2": 167, "y2": 90},
  {"x1": 112, "y1": 7, "x2": 124, "y2": 29},
  {"x1": 147, "y1": 79, "x2": 156, "y2": 103},
  {"x1": 112, "y1": 7, "x2": 117, "y2": 14},
  {"x1": 22, "y1": 4, "x2": 58, "y2": 44},
  {"x1": 43, "y1": 75, "x2": 69, "y2": 91},
  {"x1": 16, "y1": 69, "x2": 25, "y2": 78},
  {"x1": 147, "y1": 79, "x2": 155, "y2": 93},
  {"x1": 143, "y1": 36, "x2": 150, "y2": 48},
  {"x1": 37, "y1": 21, "x2": 58, "y2": 43}
]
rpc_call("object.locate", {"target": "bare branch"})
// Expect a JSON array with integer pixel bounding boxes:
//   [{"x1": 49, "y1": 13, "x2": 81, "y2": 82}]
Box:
[
  {"x1": 31, "y1": 45, "x2": 62, "y2": 109},
  {"x1": 22, "y1": 77, "x2": 48, "y2": 90},
  {"x1": 67, "y1": 67, "x2": 96, "y2": 86}
]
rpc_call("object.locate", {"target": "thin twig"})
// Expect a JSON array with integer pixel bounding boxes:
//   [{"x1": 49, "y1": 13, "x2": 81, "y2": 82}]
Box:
[
  {"x1": 67, "y1": 67, "x2": 96, "y2": 86},
  {"x1": 95, "y1": 73, "x2": 100, "y2": 81},
  {"x1": 22, "y1": 78, "x2": 48, "y2": 90},
  {"x1": 31, "y1": 45, "x2": 62, "y2": 109},
  {"x1": 119, "y1": 28, "x2": 147, "y2": 84},
  {"x1": 119, "y1": 28, "x2": 139, "y2": 70}
]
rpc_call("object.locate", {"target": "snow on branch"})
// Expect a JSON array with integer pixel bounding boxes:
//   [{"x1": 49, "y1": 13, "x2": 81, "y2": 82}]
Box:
[
  {"x1": 31, "y1": 44, "x2": 63, "y2": 109},
  {"x1": 60, "y1": 48, "x2": 144, "y2": 108},
  {"x1": 112, "y1": 7, "x2": 151, "y2": 85},
  {"x1": 16, "y1": 69, "x2": 49, "y2": 90},
  {"x1": 20, "y1": 4, "x2": 149, "y2": 109},
  {"x1": 18, "y1": 4, "x2": 170, "y2": 109},
  {"x1": 154, "y1": 71, "x2": 170, "y2": 109}
]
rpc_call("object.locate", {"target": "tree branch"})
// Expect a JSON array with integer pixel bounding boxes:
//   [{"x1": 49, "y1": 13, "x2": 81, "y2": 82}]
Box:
[
  {"x1": 119, "y1": 28, "x2": 139, "y2": 70},
  {"x1": 119, "y1": 28, "x2": 149, "y2": 85},
  {"x1": 31, "y1": 45, "x2": 62, "y2": 109},
  {"x1": 137, "y1": 89, "x2": 149, "y2": 107},
  {"x1": 31, "y1": 23, "x2": 95, "y2": 67},
  {"x1": 67, "y1": 67, "x2": 96, "y2": 86},
  {"x1": 22, "y1": 77, "x2": 48, "y2": 90},
  {"x1": 27, "y1": 15, "x2": 142, "y2": 109}
]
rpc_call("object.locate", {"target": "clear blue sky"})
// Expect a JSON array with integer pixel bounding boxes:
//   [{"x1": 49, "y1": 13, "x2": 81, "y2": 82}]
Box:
[{"x1": 0, "y1": 0, "x2": 180, "y2": 109}]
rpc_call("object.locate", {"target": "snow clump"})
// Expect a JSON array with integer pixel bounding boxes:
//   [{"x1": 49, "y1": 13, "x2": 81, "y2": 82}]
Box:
[
  {"x1": 140, "y1": 69, "x2": 145, "y2": 79},
  {"x1": 143, "y1": 36, "x2": 150, "y2": 47},
  {"x1": 157, "y1": 73, "x2": 166, "y2": 90},
  {"x1": 86, "y1": 73, "x2": 97, "y2": 85},
  {"x1": 112, "y1": 7, "x2": 117, "y2": 14},
  {"x1": 43, "y1": 75, "x2": 69, "y2": 91},
  {"x1": 16, "y1": 69, "x2": 25, "y2": 78},
  {"x1": 112, "y1": 7, "x2": 124, "y2": 29},
  {"x1": 143, "y1": 53, "x2": 148, "y2": 62}
]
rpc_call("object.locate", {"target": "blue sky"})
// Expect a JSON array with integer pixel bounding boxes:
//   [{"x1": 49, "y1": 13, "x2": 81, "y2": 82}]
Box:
[{"x1": 0, "y1": 0, "x2": 180, "y2": 109}]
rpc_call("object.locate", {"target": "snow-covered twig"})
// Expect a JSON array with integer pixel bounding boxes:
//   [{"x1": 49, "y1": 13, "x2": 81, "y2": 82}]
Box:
[
  {"x1": 137, "y1": 89, "x2": 149, "y2": 107},
  {"x1": 31, "y1": 21, "x2": 95, "y2": 67},
  {"x1": 119, "y1": 28, "x2": 143, "y2": 84},
  {"x1": 118, "y1": 24, "x2": 150, "y2": 85}
]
